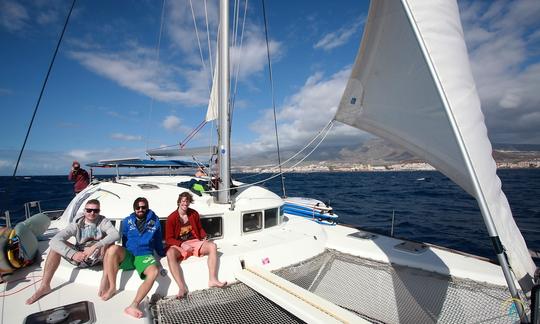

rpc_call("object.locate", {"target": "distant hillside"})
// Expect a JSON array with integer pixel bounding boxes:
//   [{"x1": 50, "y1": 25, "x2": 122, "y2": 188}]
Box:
[
  {"x1": 492, "y1": 143, "x2": 540, "y2": 152},
  {"x1": 234, "y1": 138, "x2": 540, "y2": 167}
]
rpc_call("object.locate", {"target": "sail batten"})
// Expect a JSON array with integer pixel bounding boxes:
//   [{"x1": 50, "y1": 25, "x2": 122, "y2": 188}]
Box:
[{"x1": 335, "y1": 0, "x2": 536, "y2": 291}]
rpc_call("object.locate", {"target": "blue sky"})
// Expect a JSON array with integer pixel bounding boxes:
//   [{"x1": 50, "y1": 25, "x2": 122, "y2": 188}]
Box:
[{"x1": 0, "y1": 0, "x2": 539, "y2": 175}]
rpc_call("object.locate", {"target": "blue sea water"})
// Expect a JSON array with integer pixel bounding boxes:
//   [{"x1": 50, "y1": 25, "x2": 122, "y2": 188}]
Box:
[{"x1": 1, "y1": 169, "x2": 539, "y2": 261}]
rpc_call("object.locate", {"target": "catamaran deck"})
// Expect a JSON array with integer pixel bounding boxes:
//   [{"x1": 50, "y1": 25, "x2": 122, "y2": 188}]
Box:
[{"x1": 1, "y1": 215, "x2": 523, "y2": 323}]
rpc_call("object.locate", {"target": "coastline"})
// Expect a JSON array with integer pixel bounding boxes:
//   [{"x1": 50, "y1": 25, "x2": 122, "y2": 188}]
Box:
[{"x1": 234, "y1": 160, "x2": 540, "y2": 173}]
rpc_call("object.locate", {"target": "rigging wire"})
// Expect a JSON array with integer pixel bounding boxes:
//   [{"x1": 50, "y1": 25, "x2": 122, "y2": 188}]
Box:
[
  {"x1": 207, "y1": 120, "x2": 335, "y2": 193},
  {"x1": 145, "y1": 0, "x2": 167, "y2": 152},
  {"x1": 230, "y1": 0, "x2": 248, "y2": 115},
  {"x1": 204, "y1": 0, "x2": 214, "y2": 77},
  {"x1": 190, "y1": 0, "x2": 212, "y2": 93},
  {"x1": 5, "y1": 1, "x2": 76, "y2": 309},
  {"x1": 261, "y1": 0, "x2": 286, "y2": 197},
  {"x1": 236, "y1": 120, "x2": 334, "y2": 180},
  {"x1": 148, "y1": 2, "x2": 217, "y2": 160},
  {"x1": 232, "y1": 0, "x2": 239, "y2": 50},
  {"x1": 11, "y1": 0, "x2": 77, "y2": 177},
  {"x1": 179, "y1": 120, "x2": 207, "y2": 149}
]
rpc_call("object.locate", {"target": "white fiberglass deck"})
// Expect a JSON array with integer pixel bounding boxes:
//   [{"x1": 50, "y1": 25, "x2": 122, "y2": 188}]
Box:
[{"x1": 1, "y1": 215, "x2": 521, "y2": 323}]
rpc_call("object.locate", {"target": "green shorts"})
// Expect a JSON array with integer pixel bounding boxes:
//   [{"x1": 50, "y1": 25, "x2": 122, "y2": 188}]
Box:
[{"x1": 119, "y1": 250, "x2": 157, "y2": 279}]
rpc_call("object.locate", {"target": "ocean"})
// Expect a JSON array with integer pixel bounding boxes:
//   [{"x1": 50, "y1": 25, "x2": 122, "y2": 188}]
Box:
[{"x1": 1, "y1": 169, "x2": 539, "y2": 261}]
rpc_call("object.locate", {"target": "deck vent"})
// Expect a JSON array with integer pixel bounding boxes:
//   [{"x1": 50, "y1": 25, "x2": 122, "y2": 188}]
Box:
[
  {"x1": 347, "y1": 231, "x2": 377, "y2": 240},
  {"x1": 393, "y1": 241, "x2": 427, "y2": 254},
  {"x1": 137, "y1": 184, "x2": 160, "y2": 190}
]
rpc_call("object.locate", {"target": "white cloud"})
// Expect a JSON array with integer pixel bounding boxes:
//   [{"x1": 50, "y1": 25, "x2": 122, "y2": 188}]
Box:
[
  {"x1": 314, "y1": 19, "x2": 363, "y2": 51},
  {"x1": 166, "y1": 0, "x2": 218, "y2": 65},
  {"x1": 66, "y1": 149, "x2": 93, "y2": 162},
  {"x1": 36, "y1": 9, "x2": 59, "y2": 25},
  {"x1": 242, "y1": 68, "x2": 364, "y2": 156},
  {"x1": 0, "y1": 0, "x2": 66, "y2": 33},
  {"x1": 70, "y1": 49, "x2": 209, "y2": 105},
  {"x1": 459, "y1": 0, "x2": 540, "y2": 143},
  {"x1": 163, "y1": 115, "x2": 181, "y2": 130},
  {"x1": 110, "y1": 133, "x2": 143, "y2": 141},
  {"x1": 0, "y1": 147, "x2": 154, "y2": 175},
  {"x1": 0, "y1": 0, "x2": 29, "y2": 32},
  {"x1": 0, "y1": 159, "x2": 12, "y2": 168},
  {"x1": 230, "y1": 28, "x2": 283, "y2": 80},
  {"x1": 162, "y1": 115, "x2": 190, "y2": 134},
  {"x1": 68, "y1": 3, "x2": 280, "y2": 111}
]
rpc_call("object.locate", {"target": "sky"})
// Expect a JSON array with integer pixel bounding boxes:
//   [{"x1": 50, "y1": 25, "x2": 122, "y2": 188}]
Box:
[{"x1": 0, "y1": 0, "x2": 539, "y2": 175}]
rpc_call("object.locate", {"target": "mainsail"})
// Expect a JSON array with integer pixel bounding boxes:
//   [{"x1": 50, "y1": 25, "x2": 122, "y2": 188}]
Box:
[
  {"x1": 206, "y1": 57, "x2": 219, "y2": 122},
  {"x1": 335, "y1": 0, "x2": 536, "y2": 291}
]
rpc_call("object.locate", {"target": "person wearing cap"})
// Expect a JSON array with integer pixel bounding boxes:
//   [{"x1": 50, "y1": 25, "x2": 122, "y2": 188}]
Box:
[{"x1": 68, "y1": 160, "x2": 90, "y2": 194}]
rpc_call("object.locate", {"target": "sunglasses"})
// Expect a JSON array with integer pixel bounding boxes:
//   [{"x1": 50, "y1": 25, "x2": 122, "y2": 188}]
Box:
[
  {"x1": 135, "y1": 205, "x2": 147, "y2": 210},
  {"x1": 85, "y1": 208, "x2": 100, "y2": 213}
]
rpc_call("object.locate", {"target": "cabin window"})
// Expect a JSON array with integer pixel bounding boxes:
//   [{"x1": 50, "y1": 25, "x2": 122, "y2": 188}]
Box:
[
  {"x1": 279, "y1": 206, "x2": 284, "y2": 223},
  {"x1": 201, "y1": 216, "x2": 223, "y2": 239},
  {"x1": 243, "y1": 211, "x2": 262, "y2": 233},
  {"x1": 264, "y1": 208, "x2": 278, "y2": 228}
]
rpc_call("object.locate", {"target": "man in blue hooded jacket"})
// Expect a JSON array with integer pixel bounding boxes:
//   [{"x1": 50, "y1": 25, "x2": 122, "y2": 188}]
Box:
[{"x1": 99, "y1": 197, "x2": 165, "y2": 318}]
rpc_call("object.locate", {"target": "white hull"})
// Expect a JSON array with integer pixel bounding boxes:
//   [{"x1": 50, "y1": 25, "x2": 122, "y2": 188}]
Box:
[{"x1": 1, "y1": 176, "x2": 519, "y2": 323}]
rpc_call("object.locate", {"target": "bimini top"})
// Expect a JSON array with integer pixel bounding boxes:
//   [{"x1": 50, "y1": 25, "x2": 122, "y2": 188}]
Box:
[{"x1": 87, "y1": 158, "x2": 200, "y2": 169}]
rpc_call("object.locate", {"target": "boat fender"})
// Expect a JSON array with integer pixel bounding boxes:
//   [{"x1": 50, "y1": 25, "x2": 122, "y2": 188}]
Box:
[
  {"x1": 0, "y1": 228, "x2": 15, "y2": 274},
  {"x1": 7, "y1": 222, "x2": 38, "y2": 269},
  {"x1": 23, "y1": 212, "x2": 51, "y2": 237}
]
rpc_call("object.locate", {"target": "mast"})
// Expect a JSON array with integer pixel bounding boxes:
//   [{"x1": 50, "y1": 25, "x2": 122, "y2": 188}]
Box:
[{"x1": 217, "y1": 0, "x2": 231, "y2": 203}]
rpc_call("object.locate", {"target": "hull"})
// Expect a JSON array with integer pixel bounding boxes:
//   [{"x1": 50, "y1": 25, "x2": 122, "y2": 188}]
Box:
[{"x1": 0, "y1": 176, "x2": 522, "y2": 323}]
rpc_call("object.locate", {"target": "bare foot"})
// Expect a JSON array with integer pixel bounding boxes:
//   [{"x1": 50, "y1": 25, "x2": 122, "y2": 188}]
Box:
[
  {"x1": 98, "y1": 276, "x2": 109, "y2": 297},
  {"x1": 100, "y1": 288, "x2": 116, "y2": 301},
  {"x1": 176, "y1": 286, "x2": 188, "y2": 298},
  {"x1": 208, "y1": 279, "x2": 226, "y2": 288},
  {"x1": 26, "y1": 286, "x2": 52, "y2": 305},
  {"x1": 124, "y1": 305, "x2": 143, "y2": 318}
]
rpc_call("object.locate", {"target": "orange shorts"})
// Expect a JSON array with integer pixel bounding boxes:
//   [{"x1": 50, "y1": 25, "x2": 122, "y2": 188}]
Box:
[{"x1": 170, "y1": 239, "x2": 205, "y2": 260}]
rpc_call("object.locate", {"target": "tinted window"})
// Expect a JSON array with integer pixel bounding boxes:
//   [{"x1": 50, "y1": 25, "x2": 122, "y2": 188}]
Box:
[
  {"x1": 264, "y1": 208, "x2": 278, "y2": 228},
  {"x1": 201, "y1": 217, "x2": 223, "y2": 239},
  {"x1": 243, "y1": 212, "x2": 262, "y2": 233}
]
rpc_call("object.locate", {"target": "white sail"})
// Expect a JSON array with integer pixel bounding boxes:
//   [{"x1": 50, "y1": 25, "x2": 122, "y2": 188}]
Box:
[
  {"x1": 206, "y1": 56, "x2": 219, "y2": 122},
  {"x1": 335, "y1": 0, "x2": 536, "y2": 291}
]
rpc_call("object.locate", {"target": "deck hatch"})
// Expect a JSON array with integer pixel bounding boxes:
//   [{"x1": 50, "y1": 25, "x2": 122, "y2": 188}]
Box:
[{"x1": 137, "y1": 183, "x2": 160, "y2": 190}]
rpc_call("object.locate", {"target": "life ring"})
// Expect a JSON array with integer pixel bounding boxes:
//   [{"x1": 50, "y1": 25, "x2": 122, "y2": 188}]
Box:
[
  {"x1": 6, "y1": 228, "x2": 21, "y2": 268},
  {"x1": 0, "y1": 228, "x2": 14, "y2": 274},
  {"x1": 7, "y1": 222, "x2": 38, "y2": 269}
]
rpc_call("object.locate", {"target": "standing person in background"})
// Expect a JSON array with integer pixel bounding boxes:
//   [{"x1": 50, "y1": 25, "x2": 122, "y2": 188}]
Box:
[{"x1": 68, "y1": 161, "x2": 90, "y2": 194}]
